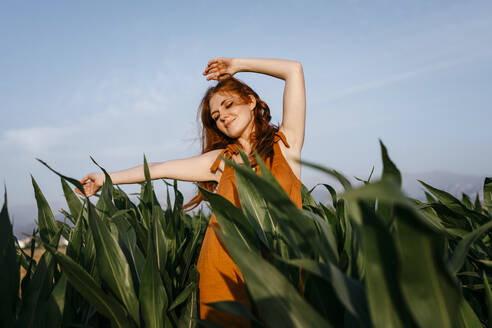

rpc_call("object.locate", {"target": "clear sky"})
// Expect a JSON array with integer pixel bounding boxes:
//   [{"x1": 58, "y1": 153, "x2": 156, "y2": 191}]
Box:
[{"x1": 1, "y1": 1, "x2": 491, "y2": 216}]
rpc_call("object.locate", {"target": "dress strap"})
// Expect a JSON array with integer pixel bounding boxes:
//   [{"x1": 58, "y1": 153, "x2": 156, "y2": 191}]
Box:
[
  {"x1": 274, "y1": 131, "x2": 290, "y2": 148},
  {"x1": 210, "y1": 144, "x2": 242, "y2": 173}
]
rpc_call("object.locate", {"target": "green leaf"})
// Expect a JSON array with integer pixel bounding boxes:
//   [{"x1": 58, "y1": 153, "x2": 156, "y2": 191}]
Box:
[
  {"x1": 152, "y1": 205, "x2": 168, "y2": 277},
  {"x1": 394, "y1": 205, "x2": 462, "y2": 328},
  {"x1": 215, "y1": 228, "x2": 332, "y2": 328},
  {"x1": 204, "y1": 300, "x2": 262, "y2": 324},
  {"x1": 379, "y1": 140, "x2": 402, "y2": 187},
  {"x1": 224, "y1": 154, "x2": 320, "y2": 259},
  {"x1": 300, "y1": 160, "x2": 352, "y2": 190},
  {"x1": 454, "y1": 298, "x2": 483, "y2": 328},
  {"x1": 358, "y1": 201, "x2": 408, "y2": 328},
  {"x1": 0, "y1": 187, "x2": 19, "y2": 327},
  {"x1": 179, "y1": 216, "x2": 202, "y2": 287},
  {"x1": 199, "y1": 186, "x2": 260, "y2": 254},
  {"x1": 425, "y1": 191, "x2": 436, "y2": 203},
  {"x1": 61, "y1": 177, "x2": 83, "y2": 222},
  {"x1": 483, "y1": 271, "x2": 492, "y2": 325},
  {"x1": 302, "y1": 184, "x2": 318, "y2": 207},
  {"x1": 168, "y1": 281, "x2": 195, "y2": 312},
  {"x1": 448, "y1": 220, "x2": 492, "y2": 273},
  {"x1": 344, "y1": 179, "x2": 411, "y2": 207},
  {"x1": 301, "y1": 210, "x2": 339, "y2": 264},
  {"x1": 17, "y1": 251, "x2": 57, "y2": 327},
  {"x1": 473, "y1": 193, "x2": 482, "y2": 213},
  {"x1": 418, "y1": 180, "x2": 470, "y2": 217},
  {"x1": 461, "y1": 193, "x2": 473, "y2": 210},
  {"x1": 87, "y1": 200, "x2": 140, "y2": 324},
  {"x1": 484, "y1": 177, "x2": 492, "y2": 211},
  {"x1": 31, "y1": 175, "x2": 59, "y2": 246},
  {"x1": 66, "y1": 204, "x2": 85, "y2": 262},
  {"x1": 274, "y1": 256, "x2": 369, "y2": 322},
  {"x1": 377, "y1": 140, "x2": 402, "y2": 226},
  {"x1": 45, "y1": 274, "x2": 68, "y2": 327},
  {"x1": 234, "y1": 159, "x2": 272, "y2": 249},
  {"x1": 178, "y1": 271, "x2": 198, "y2": 328},
  {"x1": 322, "y1": 183, "x2": 338, "y2": 208},
  {"x1": 177, "y1": 275, "x2": 199, "y2": 328},
  {"x1": 139, "y1": 226, "x2": 168, "y2": 328},
  {"x1": 139, "y1": 154, "x2": 156, "y2": 230},
  {"x1": 90, "y1": 156, "x2": 118, "y2": 218},
  {"x1": 36, "y1": 158, "x2": 87, "y2": 197},
  {"x1": 47, "y1": 247, "x2": 132, "y2": 328}
]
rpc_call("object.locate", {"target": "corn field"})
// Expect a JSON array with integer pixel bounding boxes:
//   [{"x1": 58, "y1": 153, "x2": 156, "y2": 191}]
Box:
[{"x1": 1, "y1": 141, "x2": 491, "y2": 327}]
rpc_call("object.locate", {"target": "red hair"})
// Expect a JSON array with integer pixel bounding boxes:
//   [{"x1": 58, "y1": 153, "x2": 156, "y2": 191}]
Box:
[{"x1": 184, "y1": 76, "x2": 278, "y2": 211}]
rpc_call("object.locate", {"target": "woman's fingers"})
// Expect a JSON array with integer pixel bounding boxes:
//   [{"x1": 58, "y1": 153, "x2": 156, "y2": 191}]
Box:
[
  {"x1": 206, "y1": 67, "x2": 219, "y2": 75},
  {"x1": 203, "y1": 57, "x2": 232, "y2": 80},
  {"x1": 203, "y1": 64, "x2": 218, "y2": 75},
  {"x1": 75, "y1": 181, "x2": 97, "y2": 197},
  {"x1": 208, "y1": 72, "x2": 223, "y2": 81}
]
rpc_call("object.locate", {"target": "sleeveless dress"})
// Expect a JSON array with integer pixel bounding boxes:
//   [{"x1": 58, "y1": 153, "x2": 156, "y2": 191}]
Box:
[{"x1": 196, "y1": 131, "x2": 303, "y2": 327}]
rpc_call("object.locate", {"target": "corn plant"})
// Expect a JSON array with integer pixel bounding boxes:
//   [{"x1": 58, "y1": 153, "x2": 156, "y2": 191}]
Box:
[
  {"x1": 1, "y1": 156, "x2": 207, "y2": 328},
  {"x1": 201, "y1": 141, "x2": 492, "y2": 328},
  {"x1": 1, "y1": 141, "x2": 491, "y2": 327}
]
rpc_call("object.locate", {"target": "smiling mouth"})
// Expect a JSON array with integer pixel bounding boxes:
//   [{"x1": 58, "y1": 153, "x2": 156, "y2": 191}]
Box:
[{"x1": 225, "y1": 118, "x2": 236, "y2": 128}]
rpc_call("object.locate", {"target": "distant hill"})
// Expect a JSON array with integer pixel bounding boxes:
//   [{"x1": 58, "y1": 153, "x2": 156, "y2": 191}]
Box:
[
  {"x1": 401, "y1": 171, "x2": 485, "y2": 201},
  {"x1": 303, "y1": 170, "x2": 486, "y2": 204}
]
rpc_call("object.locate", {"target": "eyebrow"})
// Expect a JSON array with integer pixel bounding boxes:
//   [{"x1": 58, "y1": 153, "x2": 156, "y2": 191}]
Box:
[{"x1": 210, "y1": 98, "x2": 231, "y2": 116}]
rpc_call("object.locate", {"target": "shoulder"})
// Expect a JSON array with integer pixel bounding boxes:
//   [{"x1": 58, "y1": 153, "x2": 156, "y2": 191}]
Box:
[
  {"x1": 202, "y1": 148, "x2": 227, "y2": 183},
  {"x1": 201, "y1": 148, "x2": 224, "y2": 160}
]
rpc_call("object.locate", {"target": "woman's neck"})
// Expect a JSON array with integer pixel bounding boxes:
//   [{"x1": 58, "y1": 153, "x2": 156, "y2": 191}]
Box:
[
  {"x1": 235, "y1": 137, "x2": 252, "y2": 155},
  {"x1": 235, "y1": 118, "x2": 256, "y2": 155}
]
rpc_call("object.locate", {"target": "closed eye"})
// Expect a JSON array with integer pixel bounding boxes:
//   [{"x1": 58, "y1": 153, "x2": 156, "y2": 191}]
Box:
[{"x1": 212, "y1": 101, "x2": 233, "y2": 121}]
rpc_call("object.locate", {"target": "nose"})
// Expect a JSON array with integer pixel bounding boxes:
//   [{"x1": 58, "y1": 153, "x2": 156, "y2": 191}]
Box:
[{"x1": 219, "y1": 111, "x2": 231, "y2": 122}]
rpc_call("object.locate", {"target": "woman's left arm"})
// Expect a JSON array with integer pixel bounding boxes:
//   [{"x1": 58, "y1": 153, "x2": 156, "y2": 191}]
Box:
[{"x1": 234, "y1": 58, "x2": 306, "y2": 151}]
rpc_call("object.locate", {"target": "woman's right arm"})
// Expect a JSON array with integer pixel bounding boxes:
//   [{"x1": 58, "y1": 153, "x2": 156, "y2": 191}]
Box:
[{"x1": 75, "y1": 149, "x2": 223, "y2": 197}]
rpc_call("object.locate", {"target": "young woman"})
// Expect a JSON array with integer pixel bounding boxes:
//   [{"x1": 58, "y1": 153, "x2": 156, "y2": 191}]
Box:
[{"x1": 76, "y1": 57, "x2": 306, "y2": 327}]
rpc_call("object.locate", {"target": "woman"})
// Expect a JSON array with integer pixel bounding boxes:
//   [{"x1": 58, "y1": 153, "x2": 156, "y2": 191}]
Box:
[{"x1": 76, "y1": 57, "x2": 306, "y2": 327}]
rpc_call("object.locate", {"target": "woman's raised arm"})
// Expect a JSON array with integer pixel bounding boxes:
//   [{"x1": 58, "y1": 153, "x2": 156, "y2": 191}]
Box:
[
  {"x1": 75, "y1": 149, "x2": 223, "y2": 197},
  {"x1": 203, "y1": 58, "x2": 306, "y2": 152}
]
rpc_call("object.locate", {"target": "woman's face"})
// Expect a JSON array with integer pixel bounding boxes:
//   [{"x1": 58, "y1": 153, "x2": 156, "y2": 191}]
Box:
[{"x1": 209, "y1": 91, "x2": 256, "y2": 139}]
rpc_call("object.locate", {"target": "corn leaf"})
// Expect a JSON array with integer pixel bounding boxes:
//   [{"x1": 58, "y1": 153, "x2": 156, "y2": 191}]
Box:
[
  {"x1": 139, "y1": 225, "x2": 168, "y2": 328},
  {"x1": 448, "y1": 220, "x2": 492, "y2": 273},
  {"x1": 48, "y1": 247, "x2": 132, "y2": 328},
  {"x1": 215, "y1": 229, "x2": 332, "y2": 328},
  {"x1": 0, "y1": 187, "x2": 19, "y2": 327},
  {"x1": 87, "y1": 200, "x2": 140, "y2": 324},
  {"x1": 394, "y1": 205, "x2": 462, "y2": 328}
]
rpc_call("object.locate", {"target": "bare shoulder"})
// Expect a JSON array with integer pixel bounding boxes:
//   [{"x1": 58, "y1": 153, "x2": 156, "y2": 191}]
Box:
[{"x1": 201, "y1": 148, "x2": 226, "y2": 183}]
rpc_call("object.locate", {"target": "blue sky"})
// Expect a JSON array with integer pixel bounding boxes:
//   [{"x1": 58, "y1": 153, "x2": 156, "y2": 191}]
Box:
[{"x1": 1, "y1": 1, "x2": 491, "y2": 218}]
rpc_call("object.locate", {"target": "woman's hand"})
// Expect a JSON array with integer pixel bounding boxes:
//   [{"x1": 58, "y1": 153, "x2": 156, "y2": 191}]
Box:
[
  {"x1": 202, "y1": 58, "x2": 238, "y2": 81},
  {"x1": 75, "y1": 172, "x2": 105, "y2": 197}
]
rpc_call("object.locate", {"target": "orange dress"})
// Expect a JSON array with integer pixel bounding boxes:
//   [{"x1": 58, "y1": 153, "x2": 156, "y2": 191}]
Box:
[{"x1": 196, "y1": 131, "x2": 303, "y2": 327}]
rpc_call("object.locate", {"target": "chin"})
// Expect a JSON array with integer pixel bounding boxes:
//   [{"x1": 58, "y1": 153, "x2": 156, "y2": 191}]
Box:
[{"x1": 224, "y1": 130, "x2": 241, "y2": 139}]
